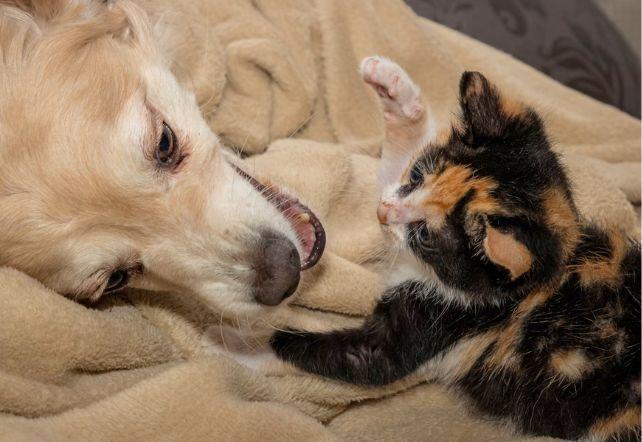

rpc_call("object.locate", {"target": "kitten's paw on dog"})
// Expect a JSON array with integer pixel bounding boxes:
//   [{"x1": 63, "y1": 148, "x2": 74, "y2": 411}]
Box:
[
  {"x1": 270, "y1": 329, "x2": 310, "y2": 361},
  {"x1": 360, "y1": 56, "x2": 424, "y2": 122}
]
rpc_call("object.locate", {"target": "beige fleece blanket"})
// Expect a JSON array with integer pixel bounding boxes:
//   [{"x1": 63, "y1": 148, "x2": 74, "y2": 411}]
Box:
[{"x1": 1, "y1": 1, "x2": 639, "y2": 440}]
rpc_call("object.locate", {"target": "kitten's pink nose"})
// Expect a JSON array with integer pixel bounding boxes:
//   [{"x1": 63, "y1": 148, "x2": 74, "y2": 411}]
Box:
[
  {"x1": 377, "y1": 199, "x2": 424, "y2": 225},
  {"x1": 377, "y1": 202, "x2": 391, "y2": 225}
]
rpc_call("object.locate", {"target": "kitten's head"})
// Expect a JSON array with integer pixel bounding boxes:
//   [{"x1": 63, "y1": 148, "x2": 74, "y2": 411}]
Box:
[{"x1": 379, "y1": 72, "x2": 580, "y2": 304}]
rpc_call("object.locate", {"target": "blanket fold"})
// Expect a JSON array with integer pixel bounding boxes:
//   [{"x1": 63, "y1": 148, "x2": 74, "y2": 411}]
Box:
[{"x1": 1, "y1": 0, "x2": 639, "y2": 440}]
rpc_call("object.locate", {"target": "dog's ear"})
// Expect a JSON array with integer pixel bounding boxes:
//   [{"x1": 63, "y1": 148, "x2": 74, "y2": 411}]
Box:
[
  {"x1": 458, "y1": 71, "x2": 531, "y2": 147},
  {"x1": 3, "y1": 0, "x2": 153, "y2": 50},
  {"x1": 2, "y1": 0, "x2": 74, "y2": 20}
]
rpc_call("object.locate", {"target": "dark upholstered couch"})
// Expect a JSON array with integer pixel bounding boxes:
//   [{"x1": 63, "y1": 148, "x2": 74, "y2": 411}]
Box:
[{"x1": 406, "y1": 0, "x2": 641, "y2": 118}]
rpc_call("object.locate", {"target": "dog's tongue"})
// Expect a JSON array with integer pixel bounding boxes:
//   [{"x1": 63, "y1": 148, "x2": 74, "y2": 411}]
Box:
[{"x1": 280, "y1": 200, "x2": 325, "y2": 270}]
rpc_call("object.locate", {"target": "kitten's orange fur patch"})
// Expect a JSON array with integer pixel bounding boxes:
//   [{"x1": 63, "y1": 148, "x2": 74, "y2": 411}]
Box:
[
  {"x1": 588, "y1": 406, "x2": 641, "y2": 441},
  {"x1": 487, "y1": 290, "x2": 551, "y2": 369},
  {"x1": 549, "y1": 349, "x2": 594, "y2": 380},
  {"x1": 421, "y1": 165, "x2": 498, "y2": 228},
  {"x1": 576, "y1": 232, "x2": 627, "y2": 288},
  {"x1": 429, "y1": 330, "x2": 499, "y2": 382},
  {"x1": 542, "y1": 188, "x2": 580, "y2": 261},
  {"x1": 483, "y1": 225, "x2": 532, "y2": 280}
]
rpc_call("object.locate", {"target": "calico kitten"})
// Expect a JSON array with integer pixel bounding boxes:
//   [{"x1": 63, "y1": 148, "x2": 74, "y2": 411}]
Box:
[{"x1": 271, "y1": 57, "x2": 641, "y2": 441}]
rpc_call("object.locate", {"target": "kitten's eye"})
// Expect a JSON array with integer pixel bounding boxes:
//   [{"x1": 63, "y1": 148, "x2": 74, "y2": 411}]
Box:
[
  {"x1": 418, "y1": 223, "x2": 430, "y2": 243},
  {"x1": 409, "y1": 167, "x2": 423, "y2": 185},
  {"x1": 156, "y1": 122, "x2": 179, "y2": 166},
  {"x1": 105, "y1": 270, "x2": 129, "y2": 294}
]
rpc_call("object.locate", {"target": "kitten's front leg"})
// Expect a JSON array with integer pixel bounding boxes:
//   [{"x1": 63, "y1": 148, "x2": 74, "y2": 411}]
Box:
[
  {"x1": 271, "y1": 282, "x2": 446, "y2": 386},
  {"x1": 360, "y1": 56, "x2": 435, "y2": 186}
]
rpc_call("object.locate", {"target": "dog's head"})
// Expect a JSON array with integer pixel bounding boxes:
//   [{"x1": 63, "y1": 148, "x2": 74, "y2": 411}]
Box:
[{"x1": 0, "y1": 0, "x2": 325, "y2": 316}]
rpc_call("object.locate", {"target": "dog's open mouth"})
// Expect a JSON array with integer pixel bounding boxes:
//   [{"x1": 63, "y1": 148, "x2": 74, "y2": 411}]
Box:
[{"x1": 232, "y1": 165, "x2": 326, "y2": 270}]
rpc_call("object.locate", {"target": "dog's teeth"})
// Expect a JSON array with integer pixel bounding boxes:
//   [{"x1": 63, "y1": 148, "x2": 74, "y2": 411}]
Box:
[{"x1": 298, "y1": 213, "x2": 311, "y2": 223}]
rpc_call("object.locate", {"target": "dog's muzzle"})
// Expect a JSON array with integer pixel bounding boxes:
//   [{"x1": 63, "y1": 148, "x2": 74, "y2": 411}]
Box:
[{"x1": 229, "y1": 162, "x2": 326, "y2": 306}]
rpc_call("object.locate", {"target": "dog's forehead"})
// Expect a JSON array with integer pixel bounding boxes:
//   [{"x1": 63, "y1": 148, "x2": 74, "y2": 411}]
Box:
[
  {"x1": 0, "y1": 71, "x2": 151, "y2": 235},
  {"x1": 0, "y1": 32, "x2": 216, "y2": 225}
]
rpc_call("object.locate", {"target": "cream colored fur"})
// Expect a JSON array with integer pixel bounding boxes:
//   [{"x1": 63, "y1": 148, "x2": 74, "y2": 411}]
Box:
[{"x1": 0, "y1": 0, "x2": 312, "y2": 329}]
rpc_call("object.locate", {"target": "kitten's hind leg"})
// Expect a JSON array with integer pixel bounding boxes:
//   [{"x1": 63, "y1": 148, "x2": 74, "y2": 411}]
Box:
[{"x1": 360, "y1": 56, "x2": 435, "y2": 186}]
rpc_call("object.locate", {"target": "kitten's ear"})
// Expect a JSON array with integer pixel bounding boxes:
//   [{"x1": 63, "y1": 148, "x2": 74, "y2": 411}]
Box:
[
  {"x1": 483, "y1": 223, "x2": 533, "y2": 280},
  {"x1": 458, "y1": 71, "x2": 527, "y2": 146}
]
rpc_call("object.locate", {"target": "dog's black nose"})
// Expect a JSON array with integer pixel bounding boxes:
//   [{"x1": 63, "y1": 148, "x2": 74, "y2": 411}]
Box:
[{"x1": 252, "y1": 230, "x2": 301, "y2": 306}]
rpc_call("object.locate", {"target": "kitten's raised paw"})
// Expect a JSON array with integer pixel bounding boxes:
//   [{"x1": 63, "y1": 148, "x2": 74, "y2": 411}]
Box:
[{"x1": 360, "y1": 56, "x2": 424, "y2": 122}]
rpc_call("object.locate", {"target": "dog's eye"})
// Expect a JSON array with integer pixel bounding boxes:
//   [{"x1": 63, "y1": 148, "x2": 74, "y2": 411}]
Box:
[
  {"x1": 105, "y1": 270, "x2": 129, "y2": 294},
  {"x1": 156, "y1": 122, "x2": 178, "y2": 166}
]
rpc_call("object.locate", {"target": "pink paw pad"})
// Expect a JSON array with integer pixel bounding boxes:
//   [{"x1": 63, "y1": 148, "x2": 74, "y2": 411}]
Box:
[{"x1": 360, "y1": 56, "x2": 424, "y2": 122}]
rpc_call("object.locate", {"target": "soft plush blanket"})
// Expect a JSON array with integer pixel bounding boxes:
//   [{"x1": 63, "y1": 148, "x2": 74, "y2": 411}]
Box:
[{"x1": 1, "y1": 0, "x2": 639, "y2": 440}]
